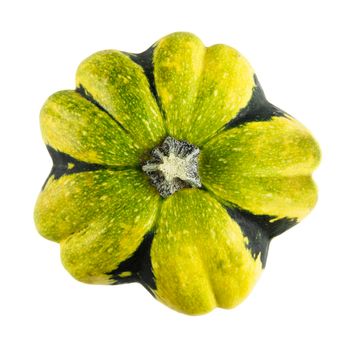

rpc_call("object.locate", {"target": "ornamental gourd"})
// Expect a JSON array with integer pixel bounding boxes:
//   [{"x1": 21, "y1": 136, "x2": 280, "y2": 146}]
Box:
[{"x1": 34, "y1": 32, "x2": 320, "y2": 315}]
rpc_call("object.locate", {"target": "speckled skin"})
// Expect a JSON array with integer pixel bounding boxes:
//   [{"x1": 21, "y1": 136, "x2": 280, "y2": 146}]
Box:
[{"x1": 34, "y1": 32, "x2": 320, "y2": 315}]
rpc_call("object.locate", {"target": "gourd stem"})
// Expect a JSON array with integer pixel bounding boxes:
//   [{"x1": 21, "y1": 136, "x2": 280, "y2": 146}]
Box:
[{"x1": 142, "y1": 136, "x2": 201, "y2": 198}]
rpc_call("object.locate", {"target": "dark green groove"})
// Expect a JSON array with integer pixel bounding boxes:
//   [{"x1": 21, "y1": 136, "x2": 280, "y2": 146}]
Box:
[
  {"x1": 225, "y1": 75, "x2": 288, "y2": 129},
  {"x1": 42, "y1": 146, "x2": 136, "y2": 190},
  {"x1": 225, "y1": 205, "x2": 297, "y2": 268},
  {"x1": 125, "y1": 46, "x2": 159, "y2": 105},
  {"x1": 76, "y1": 84, "x2": 130, "y2": 134},
  {"x1": 125, "y1": 47, "x2": 168, "y2": 130},
  {"x1": 107, "y1": 231, "x2": 156, "y2": 296}
]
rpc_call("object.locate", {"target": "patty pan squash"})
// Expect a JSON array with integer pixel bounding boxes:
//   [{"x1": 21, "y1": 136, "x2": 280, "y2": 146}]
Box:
[{"x1": 34, "y1": 32, "x2": 320, "y2": 315}]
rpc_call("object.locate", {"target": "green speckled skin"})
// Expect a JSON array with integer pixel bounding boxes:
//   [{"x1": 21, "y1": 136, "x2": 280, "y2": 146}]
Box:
[
  {"x1": 76, "y1": 50, "x2": 166, "y2": 150},
  {"x1": 34, "y1": 32, "x2": 320, "y2": 315}
]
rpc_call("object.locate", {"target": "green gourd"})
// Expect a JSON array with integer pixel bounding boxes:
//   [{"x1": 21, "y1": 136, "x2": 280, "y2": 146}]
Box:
[{"x1": 34, "y1": 32, "x2": 320, "y2": 315}]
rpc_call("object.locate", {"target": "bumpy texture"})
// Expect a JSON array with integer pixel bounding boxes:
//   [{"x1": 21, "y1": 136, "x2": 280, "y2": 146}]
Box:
[{"x1": 34, "y1": 32, "x2": 321, "y2": 315}]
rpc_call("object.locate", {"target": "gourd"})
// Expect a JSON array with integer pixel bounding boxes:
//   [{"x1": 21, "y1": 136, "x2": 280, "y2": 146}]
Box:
[{"x1": 34, "y1": 32, "x2": 320, "y2": 315}]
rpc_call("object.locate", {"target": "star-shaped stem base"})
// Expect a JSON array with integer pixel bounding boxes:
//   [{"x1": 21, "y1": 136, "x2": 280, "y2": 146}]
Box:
[{"x1": 142, "y1": 137, "x2": 202, "y2": 198}]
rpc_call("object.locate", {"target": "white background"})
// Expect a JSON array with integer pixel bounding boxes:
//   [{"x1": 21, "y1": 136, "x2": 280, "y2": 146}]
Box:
[{"x1": 1, "y1": 0, "x2": 349, "y2": 349}]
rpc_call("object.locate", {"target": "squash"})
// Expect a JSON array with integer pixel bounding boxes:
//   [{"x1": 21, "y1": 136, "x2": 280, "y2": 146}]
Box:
[{"x1": 34, "y1": 32, "x2": 320, "y2": 315}]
